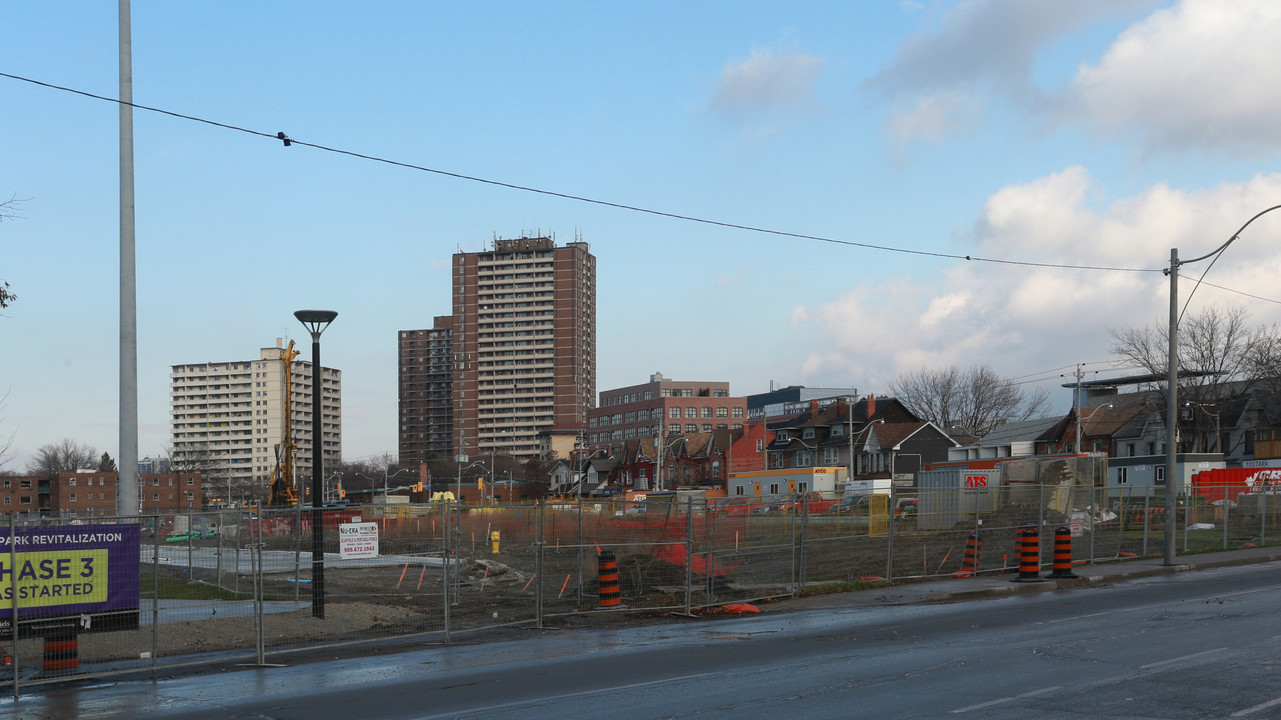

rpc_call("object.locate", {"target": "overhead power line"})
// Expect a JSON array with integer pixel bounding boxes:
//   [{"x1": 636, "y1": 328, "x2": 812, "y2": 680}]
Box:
[{"x1": 0, "y1": 70, "x2": 1254, "y2": 280}]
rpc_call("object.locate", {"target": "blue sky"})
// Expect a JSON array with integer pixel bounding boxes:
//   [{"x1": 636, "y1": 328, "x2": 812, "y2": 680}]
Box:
[{"x1": 4, "y1": 0, "x2": 1281, "y2": 469}]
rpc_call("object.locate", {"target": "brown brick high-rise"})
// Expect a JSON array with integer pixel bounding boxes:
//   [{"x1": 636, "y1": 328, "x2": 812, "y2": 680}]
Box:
[{"x1": 400, "y1": 235, "x2": 595, "y2": 463}]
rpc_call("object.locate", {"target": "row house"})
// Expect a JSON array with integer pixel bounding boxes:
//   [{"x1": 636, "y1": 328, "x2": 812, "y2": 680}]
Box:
[
  {"x1": 608, "y1": 430, "x2": 738, "y2": 492},
  {"x1": 1028, "y1": 386, "x2": 1281, "y2": 469},
  {"x1": 765, "y1": 395, "x2": 954, "y2": 488}
]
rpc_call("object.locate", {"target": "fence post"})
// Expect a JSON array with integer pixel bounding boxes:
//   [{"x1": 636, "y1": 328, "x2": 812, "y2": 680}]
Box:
[
  {"x1": 9, "y1": 512, "x2": 19, "y2": 698},
  {"x1": 442, "y1": 500, "x2": 451, "y2": 645},
  {"x1": 1088, "y1": 485, "x2": 1096, "y2": 563},
  {"x1": 799, "y1": 495, "x2": 809, "y2": 590},
  {"x1": 789, "y1": 498, "x2": 798, "y2": 597},
  {"x1": 886, "y1": 485, "x2": 896, "y2": 580},
  {"x1": 705, "y1": 497, "x2": 716, "y2": 605},
  {"x1": 151, "y1": 514, "x2": 160, "y2": 675},
  {"x1": 535, "y1": 501, "x2": 544, "y2": 629},
  {"x1": 234, "y1": 512, "x2": 242, "y2": 596},
  {"x1": 1262, "y1": 485, "x2": 1268, "y2": 546},
  {"x1": 1183, "y1": 489, "x2": 1189, "y2": 553},
  {"x1": 684, "y1": 497, "x2": 694, "y2": 615},
  {"x1": 253, "y1": 541, "x2": 266, "y2": 665},
  {"x1": 294, "y1": 504, "x2": 302, "y2": 601},
  {"x1": 1223, "y1": 491, "x2": 1230, "y2": 549},
  {"x1": 576, "y1": 501, "x2": 584, "y2": 607},
  {"x1": 1142, "y1": 493, "x2": 1150, "y2": 556},
  {"x1": 1038, "y1": 482, "x2": 1045, "y2": 535}
]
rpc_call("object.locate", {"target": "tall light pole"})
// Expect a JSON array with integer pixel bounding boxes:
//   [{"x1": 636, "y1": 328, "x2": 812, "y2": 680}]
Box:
[
  {"x1": 1163, "y1": 204, "x2": 1281, "y2": 566},
  {"x1": 117, "y1": 0, "x2": 139, "y2": 518},
  {"x1": 295, "y1": 309, "x2": 336, "y2": 619}
]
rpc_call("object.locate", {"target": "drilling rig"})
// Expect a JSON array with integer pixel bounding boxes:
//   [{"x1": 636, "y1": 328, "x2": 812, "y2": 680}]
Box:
[{"x1": 267, "y1": 340, "x2": 301, "y2": 506}]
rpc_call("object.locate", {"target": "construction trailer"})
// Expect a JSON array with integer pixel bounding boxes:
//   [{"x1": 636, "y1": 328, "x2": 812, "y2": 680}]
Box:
[
  {"x1": 916, "y1": 454, "x2": 1107, "y2": 530},
  {"x1": 726, "y1": 467, "x2": 847, "y2": 498}
]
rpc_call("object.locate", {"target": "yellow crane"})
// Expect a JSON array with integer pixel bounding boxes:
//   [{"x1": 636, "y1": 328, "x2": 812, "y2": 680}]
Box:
[{"x1": 267, "y1": 340, "x2": 301, "y2": 506}]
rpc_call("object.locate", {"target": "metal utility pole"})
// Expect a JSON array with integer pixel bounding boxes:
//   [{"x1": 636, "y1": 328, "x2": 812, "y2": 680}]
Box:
[
  {"x1": 1161, "y1": 206, "x2": 1281, "y2": 565},
  {"x1": 1164, "y1": 248, "x2": 1179, "y2": 566},
  {"x1": 117, "y1": 0, "x2": 139, "y2": 517},
  {"x1": 847, "y1": 394, "x2": 855, "y2": 483}
]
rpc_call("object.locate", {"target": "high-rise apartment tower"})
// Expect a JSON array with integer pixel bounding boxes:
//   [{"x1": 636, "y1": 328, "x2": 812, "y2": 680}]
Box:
[
  {"x1": 170, "y1": 340, "x2": 342, "y2": 502},
  {"x1": 398, "y1": 316, "x2": 454, "y2": 463},
  {"x1": 399, "y1": 235, "x2": 595, "y2": 462}
]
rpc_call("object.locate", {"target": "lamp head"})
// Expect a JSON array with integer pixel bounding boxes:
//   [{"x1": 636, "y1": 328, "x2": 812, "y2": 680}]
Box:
[{"x1": 294, "y1": 309, "x2": 338, "y2": 338}]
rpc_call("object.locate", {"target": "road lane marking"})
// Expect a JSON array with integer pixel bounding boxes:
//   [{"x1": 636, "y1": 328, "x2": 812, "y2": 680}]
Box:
[
  {"x1": 1232, "y1": 696, "x2": 1281, "y2": 717},
  {"x1": 1048, "y1": 585, "x2": 1281, "y2": 624},
  {"x1": 951, "y1": 686, "x2": 1060, "y2": 713},
  {"x1": 411, "y1": 672, "x2": 720, "y2": 719},
  {"x1": 1140, "y1": 647, "x2": 1225, "y2": 670}
]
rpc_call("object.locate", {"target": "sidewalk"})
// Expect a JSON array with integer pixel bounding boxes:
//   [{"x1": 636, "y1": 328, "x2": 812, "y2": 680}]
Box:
[{"x1": 760, "y1": 546, "x2": 1281, "y2": 612}]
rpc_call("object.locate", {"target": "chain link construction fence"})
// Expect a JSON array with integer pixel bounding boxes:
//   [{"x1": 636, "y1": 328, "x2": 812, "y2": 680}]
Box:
[{"x1": 3, "y1": 482, "x2": 1279, "y2": 695}]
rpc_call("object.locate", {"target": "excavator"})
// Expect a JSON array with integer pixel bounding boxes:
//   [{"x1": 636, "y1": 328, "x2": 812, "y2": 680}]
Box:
[{"x1": 267, "y1": 340, "x2": 301, "y2": 506}]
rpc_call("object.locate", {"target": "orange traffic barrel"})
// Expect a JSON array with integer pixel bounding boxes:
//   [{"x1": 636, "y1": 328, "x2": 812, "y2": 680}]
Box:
[
  {"x1": 1048, "y1": 526, "x2": 1079, "y2": 578},
  {"x1": 1011, "y1": 525, "x2": 1044, "y2": 583},
  {"x1": 953, "y1": 531, "x2": 982, "y2": 578},
  {"x1": 598, "y1": 550, "x2": 622, "y2": 609},
  {"x1": 43, "y1": 635, "x2": 78, "y2": 674}
]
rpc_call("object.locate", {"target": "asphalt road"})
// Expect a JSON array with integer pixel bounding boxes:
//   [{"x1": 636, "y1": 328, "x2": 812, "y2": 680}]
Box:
[{"x1": 10, "y1": 560, "x2": 1281, "y2": 719}]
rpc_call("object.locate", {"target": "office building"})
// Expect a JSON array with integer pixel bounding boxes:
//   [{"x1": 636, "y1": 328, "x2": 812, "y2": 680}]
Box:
[{"x1": 586, "y1": 372, "x2": 747, "y2": 458}]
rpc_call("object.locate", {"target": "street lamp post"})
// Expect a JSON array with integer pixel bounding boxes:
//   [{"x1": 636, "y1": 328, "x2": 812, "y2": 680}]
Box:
[
  {"x1": 456, "y1": 461, "x2": 483, "y2": 503},
  {"x1": 1184, "y1": 402, "x2": 1222, "y2": 453},
  {"x1": 454, "y1": 435, "x2": 467, "y2": 503},
  {"x1": 1075, "y1": 403, "x2": 1114, "y2": 453},
  {"x1": 295, "y1": 309, "x2": 336, "y2": 620},
  {"x1": 383, "y1": 468, "x2": 414, "y2": 502},
  {"x1": 324, "y1": 471, "x2": 340, "y2": 503}
]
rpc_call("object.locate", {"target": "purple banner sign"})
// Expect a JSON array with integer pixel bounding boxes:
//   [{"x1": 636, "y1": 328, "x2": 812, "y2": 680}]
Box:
[{"x1": 0, "y1": 524, "x2": 140, "y2": 637}]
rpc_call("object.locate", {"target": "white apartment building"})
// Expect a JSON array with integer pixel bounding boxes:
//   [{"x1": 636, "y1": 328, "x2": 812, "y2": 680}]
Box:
[{"x1": 169, "y1": 339, "x2": 341, "y2": 503}]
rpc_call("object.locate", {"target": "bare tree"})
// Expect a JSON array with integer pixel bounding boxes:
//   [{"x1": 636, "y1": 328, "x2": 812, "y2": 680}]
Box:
[
  {"x1": 25, "y1": 438, "x2": 100, "y2": 475},
  {"x1": 0, "y1": 390, "x2": 15, "y2": 473},
  {"x1": 891, "y1": 364, "x2": 1050, "y2": 437},
  {"x1": 1109, "y1": 305, "x2": 1281, "y2": 403},
  {"x1": 1, "y1": 194, "x2": 26, "y2": 310},
  {"x1": 166, "y1": 442, "x2": 230, "y2": 505}
]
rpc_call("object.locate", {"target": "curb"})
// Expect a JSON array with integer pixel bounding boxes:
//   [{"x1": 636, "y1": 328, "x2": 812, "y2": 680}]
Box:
[{"x1": 777, "y1": 550, "x2": 1281, "y2": 610}]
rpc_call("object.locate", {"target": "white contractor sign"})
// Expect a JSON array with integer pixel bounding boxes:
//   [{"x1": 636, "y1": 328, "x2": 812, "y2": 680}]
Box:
[{"x1": 338, "y1": 522, "x2": 379, "y2": 559}]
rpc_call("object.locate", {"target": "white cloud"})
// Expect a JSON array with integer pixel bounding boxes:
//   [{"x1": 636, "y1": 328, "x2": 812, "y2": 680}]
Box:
[
  {"x1": 886, "y1": 91, "x2": 977, "y2": 144},
  {"x1": 709, "y1": 47, "x2": 824, "y2": 126},
  {"x1": 793, "y1": 171, "x2": 1281, "y2": 393},
  {"x1": 1061, "y1": 0, "x2": 1281, "y2": 152},
  {"x1": 869, "y1": 0, "x2": 1160, "y2": 143}
]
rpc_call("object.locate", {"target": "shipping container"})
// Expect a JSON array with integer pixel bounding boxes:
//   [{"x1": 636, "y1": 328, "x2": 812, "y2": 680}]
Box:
[{"x1": 1191, "y1": 467, "x2": 1281, "y2": 504}]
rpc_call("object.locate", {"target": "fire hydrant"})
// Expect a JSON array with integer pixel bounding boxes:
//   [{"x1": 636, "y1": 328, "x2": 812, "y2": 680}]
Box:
[{"x1": 490, "y1": 530, "x2": 501, "y2": 555}]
